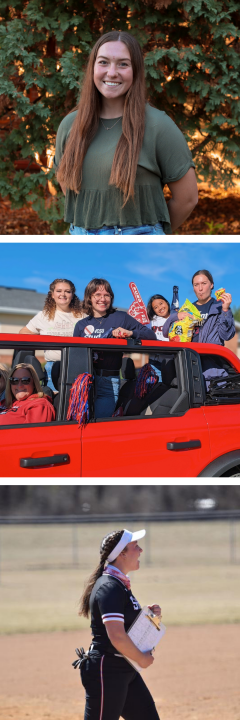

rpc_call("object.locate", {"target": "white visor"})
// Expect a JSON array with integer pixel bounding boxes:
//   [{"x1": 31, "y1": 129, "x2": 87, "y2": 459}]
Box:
[{"x1": 107, "y1": 528, "x2": 146, "y2": 563}]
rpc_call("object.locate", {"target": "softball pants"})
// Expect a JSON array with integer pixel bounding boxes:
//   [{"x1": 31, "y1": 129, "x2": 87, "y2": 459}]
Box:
[{"x1": 80, "y1": 653, "x2": 160, "y2": 720}]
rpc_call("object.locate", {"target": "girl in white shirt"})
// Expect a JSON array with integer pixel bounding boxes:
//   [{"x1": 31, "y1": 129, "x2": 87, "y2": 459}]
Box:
[
  {"x1": 146, "y1": 294, "x2": 170, "y2": 382},
  {"x1": 19, "y1": 278, "x2": 85, "y2": 390}
]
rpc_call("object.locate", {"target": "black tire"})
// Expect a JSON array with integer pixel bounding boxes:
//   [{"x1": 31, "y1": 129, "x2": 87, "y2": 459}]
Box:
[{"x1": 220, "y1": 465, "x2": 240, "y2": 477}]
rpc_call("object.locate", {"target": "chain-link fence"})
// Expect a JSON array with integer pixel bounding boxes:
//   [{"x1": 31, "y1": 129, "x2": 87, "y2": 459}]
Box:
[{"x1": 0, "y1": 514, "x2": 240, "y2": 633}]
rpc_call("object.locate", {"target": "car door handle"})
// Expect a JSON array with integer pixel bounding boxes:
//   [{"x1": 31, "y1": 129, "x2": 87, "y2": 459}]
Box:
[
  {"x1": 167, "y1": 440, "x2": 201, "y2": 451},
  {"x1": 20, "y1": 454, "x2": 70, "y2": 468}
]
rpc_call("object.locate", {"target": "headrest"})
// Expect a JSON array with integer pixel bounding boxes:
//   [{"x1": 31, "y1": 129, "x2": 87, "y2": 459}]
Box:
[
  {"x1": 24, "y1": 355, "x2": 46, "y2": 383},
  {"x1": 13, "y1": 350, "x2": 30, "y2": 366},
  {"x1": 161, "y1": 356, "x2": 177, "y2": 387},
  {"x1": 121, "y1": 357, "x2": 136, "y2": 380},
  {"x1": 13, "y1": 352, "x2": 46, "y2": 382}
]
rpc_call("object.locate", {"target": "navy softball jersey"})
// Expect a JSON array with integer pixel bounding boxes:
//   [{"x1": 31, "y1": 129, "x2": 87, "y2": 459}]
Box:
[{"x1": 80, "y1": 574, "x2": 160, "y2": 720}]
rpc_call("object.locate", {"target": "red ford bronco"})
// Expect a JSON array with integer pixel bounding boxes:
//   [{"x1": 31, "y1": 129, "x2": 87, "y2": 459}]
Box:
[{"x1": 1, "y1": 333, "x2": 240, "y2": 478}]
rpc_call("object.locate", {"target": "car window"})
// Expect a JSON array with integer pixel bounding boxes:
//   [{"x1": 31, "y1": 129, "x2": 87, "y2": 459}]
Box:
[
  {"x1": 0, "y1": 344, "x2": 62, "y2": 426},
  {"x1": 85, "y1": 348, "x2": 181, "y2": 421},
  {"x1": 200, "y1": 353, "x2": 240, "y2": 405}
]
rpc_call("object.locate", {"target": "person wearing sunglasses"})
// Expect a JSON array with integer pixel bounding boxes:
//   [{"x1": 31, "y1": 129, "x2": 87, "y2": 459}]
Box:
[{"x1": 0, "y1": 363, "x2": 55, "y2": 425}]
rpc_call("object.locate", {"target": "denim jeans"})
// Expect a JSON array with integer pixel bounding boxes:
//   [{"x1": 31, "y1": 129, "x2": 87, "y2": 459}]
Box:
[
  {"x1": 45, "y1": 361, "x2": 56, "y2": 392},
  {"x1": 150, "y1": 362, "x2": 162, "y2": 383},
  {"x1": 94, "y1": 374, "x2": 120, "y2": 418},
  {"x1": 69, "y1": 222, "x2": 165, "y2": 235}
]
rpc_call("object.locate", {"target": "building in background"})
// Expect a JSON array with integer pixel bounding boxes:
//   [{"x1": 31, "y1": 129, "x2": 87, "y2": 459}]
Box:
[
  {"x1": 0, "y1": 286, "x2": 46, "y2": 364},
  {"x1": 0, "y1": 286, "x2": 46, "y2": 333}
]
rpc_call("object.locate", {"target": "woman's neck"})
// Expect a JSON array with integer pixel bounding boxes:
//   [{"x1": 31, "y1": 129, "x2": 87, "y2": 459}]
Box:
[
  {"x1": 55, "y1": 304, "x2": 72, "y2": 313},
  {"x1": 92, "y1": 309, "x2": 109, "y2": 318},
  {"x1": 100, "y1": 96, "x2": 125, "y2": 119}
]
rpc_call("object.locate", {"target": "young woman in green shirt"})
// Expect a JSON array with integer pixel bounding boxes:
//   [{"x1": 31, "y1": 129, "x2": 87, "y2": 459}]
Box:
[{"x1": 55, "y1": 30, "x2": 198, "y2": 235}]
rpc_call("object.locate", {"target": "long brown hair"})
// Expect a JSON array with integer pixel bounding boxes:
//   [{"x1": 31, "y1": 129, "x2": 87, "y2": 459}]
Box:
[
  {"x1": 43, "y1": 279, "x2": 83, "y2": 320},
  {"x1": 0, "y1": 363, "x2": 10, "y2": 390},
  {"x1": 82, "y1": 278, "x2": 115, "y2": 316},
  {"x1": 6, "y1": 363, "x2": 42, "y2": 407},
  {"x1": 79, "y1": 529, "x2": 124, "y2": 618},
  {"x1": 57, "y1": 31, "x2": 146, "y2": 206}
]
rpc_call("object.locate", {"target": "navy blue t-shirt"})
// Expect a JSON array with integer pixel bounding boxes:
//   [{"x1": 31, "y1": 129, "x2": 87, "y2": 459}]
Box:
[
  {"x1": 74, "y1": 311, "x2": 155, "y2": 341},
  {"x1": 192, "y1": 298, "x2": 215, "y2": 342}
]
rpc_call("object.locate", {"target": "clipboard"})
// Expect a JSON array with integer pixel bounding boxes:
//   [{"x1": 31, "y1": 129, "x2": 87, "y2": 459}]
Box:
[{"x1": 124, "y1": 606, "x2": 166, "y2": 672}]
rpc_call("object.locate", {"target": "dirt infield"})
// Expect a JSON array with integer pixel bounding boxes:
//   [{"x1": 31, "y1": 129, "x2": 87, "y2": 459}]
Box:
[{"x1": 1, "y1": 625, "x2": 240, "y2": 720}]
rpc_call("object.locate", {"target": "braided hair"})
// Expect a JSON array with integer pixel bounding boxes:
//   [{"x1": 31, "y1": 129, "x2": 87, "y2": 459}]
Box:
[{"x1": 79, "y1": 530, "x2": 124, "y2": 617}]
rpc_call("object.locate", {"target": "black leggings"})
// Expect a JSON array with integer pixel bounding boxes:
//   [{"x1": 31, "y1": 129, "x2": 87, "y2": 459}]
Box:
[{"x1": 80, "y1": 653, "x2": 160, "y2": 720}]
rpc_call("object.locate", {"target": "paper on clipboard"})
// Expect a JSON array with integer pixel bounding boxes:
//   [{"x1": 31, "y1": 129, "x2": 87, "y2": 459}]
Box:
[{"x1": 124, "y1": 606, "x2": 166, "y2": 672}]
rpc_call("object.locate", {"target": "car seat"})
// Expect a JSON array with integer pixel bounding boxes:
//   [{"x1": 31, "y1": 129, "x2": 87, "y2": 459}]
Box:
[
  {"x1": 114, "y1": 356, "x2": 137, "y2": 412},
  {"x1": 120, "y1": 356, "x2": 136, "y2": 384},
  {"x1": 123, "y1": 355, "x2": 185, "y2": 417},
  {"x1": 143, "y1": 356, "x2": 189, "y2": 417}
]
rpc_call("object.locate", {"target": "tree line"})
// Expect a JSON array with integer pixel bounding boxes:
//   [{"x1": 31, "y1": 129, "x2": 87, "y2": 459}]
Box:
[{"x1": 0, "y1": 484, "x2": 240, "y2": 515}]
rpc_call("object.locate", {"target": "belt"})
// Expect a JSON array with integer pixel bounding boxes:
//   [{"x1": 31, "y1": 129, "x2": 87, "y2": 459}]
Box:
[{"x1": 95, "y1": 369, "x2": 120, "y2": 377}]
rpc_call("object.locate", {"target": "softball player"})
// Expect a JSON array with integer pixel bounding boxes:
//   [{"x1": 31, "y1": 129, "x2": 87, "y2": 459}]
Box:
[{"x1": 76, "y1": 528, "x2": 161, "y2": 720}]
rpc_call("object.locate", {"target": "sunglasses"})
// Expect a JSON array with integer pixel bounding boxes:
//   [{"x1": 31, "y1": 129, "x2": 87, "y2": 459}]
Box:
[{"x1": 10, "y1": 377, "x2": 32, "y2": 385}]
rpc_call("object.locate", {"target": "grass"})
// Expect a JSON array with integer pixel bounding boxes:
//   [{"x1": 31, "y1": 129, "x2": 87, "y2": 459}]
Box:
[{"x1": 0, "y1": 521, "x2": 239, "y2": 633}]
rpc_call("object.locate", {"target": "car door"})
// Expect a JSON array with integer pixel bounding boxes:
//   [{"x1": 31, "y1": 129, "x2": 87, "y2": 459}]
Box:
[
  {"x1": 0, "y1": 337, "x2": 83, "y2": 478},
  {"x1": 0, "y1": 421, "x2": 81, "y2": 477},
  {"x1": 81, "y1": 407, "x2": 211, "y2": 477},
  {"x1": 203, "y1": 404, "x2": 240, "y2": 463},
  {"x1": 81, "y1": 347, "x2": 211, "y2": 478}
]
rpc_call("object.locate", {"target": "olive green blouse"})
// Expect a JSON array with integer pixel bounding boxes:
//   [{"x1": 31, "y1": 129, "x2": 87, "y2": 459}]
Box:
[{"x1": 54, "y1": 103, "x2": 195, "y2": 233}]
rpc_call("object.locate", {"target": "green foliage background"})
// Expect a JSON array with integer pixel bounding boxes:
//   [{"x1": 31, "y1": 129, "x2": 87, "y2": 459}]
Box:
[
  {"x1": 233, "y1": 306, "x2": 240, "y2": 323},
  {"x1": 0, "y1": 0, "x2": 240, "y2": 233}
]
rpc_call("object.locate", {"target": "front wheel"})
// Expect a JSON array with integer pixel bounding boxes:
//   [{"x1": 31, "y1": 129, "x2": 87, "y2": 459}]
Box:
[{"x1": 220, "y1": 465, "x2": 240, "y2": 477}]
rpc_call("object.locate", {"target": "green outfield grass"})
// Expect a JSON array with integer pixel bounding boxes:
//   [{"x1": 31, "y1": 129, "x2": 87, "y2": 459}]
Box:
[{"x1": 0, "y1": 521, "x2": 239, "y2": 633}]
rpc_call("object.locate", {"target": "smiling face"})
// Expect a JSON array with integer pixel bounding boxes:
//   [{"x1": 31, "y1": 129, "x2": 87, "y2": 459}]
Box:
[
  {"x1": 192, "y1": 274, "x2": 213, "y2": 304},
  {"x1": 94, "y1": 41, "x2": 133, "y2": 107},
  {"x1": 11, "y1": 368, "x2": 35, "y2": 402},
  {"x1": 91, "y1": 284, "x2": 112, "y2": 317},
  {"x1": 152, "y1": 298, "x2": 169, "y2": 318},
  {"x1": 51, "y1": 282, "x2": 73, "y2": 312}
]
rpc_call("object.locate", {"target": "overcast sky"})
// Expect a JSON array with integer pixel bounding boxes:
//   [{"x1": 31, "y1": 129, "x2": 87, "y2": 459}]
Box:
[{"x1": 1, "y1": 241, "x2": 240, "y2": 310}]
